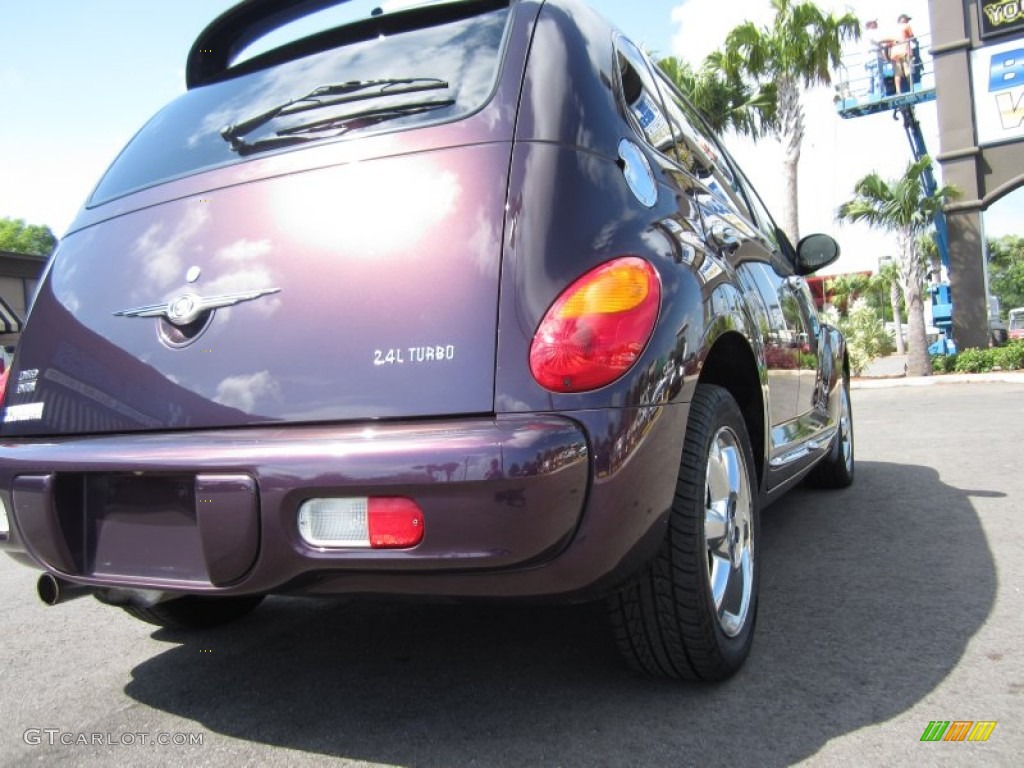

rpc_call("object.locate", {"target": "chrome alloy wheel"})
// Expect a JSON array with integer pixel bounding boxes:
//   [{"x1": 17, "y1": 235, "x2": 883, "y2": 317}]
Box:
[
  {"x1": 704, "y1": 426, "x2": 754, "y2": 637},
  {"x1": 838, "y1": 383, "x2": 853, "y2": 474}
]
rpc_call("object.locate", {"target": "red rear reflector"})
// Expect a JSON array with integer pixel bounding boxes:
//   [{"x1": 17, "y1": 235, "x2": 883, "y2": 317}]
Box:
[
  {"x1": 530, "y1": 257, "x2": 660, "y2": 392},
  {"x1": 368, "y1": 497, "x2": 425, "y2": 549}
]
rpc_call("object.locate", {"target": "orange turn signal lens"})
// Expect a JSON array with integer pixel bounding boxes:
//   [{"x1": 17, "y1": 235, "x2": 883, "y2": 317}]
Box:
[
  {"x1": 556, "y1": 262, "x2": 652, "y2": 318},
  {"x1": 530, "y1": 257, "x2": 661, "y2": 393}
]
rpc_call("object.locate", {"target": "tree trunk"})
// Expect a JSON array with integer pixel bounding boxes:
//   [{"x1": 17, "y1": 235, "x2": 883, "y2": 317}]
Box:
[
  {"x1": 890, "y1": 280, "x2": 906, "y2": 354},
  {"x1": 898, "y1": 230, "x2": 930, "y2": 376},
  {"x1": 776, "y1": 76, "x2": 804, "y2": 245}
]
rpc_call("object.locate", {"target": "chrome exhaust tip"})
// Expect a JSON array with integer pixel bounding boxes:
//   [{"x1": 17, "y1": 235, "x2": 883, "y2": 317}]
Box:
[{"x1": 36, "y1": 573, "x2": 92, "y2": 606}]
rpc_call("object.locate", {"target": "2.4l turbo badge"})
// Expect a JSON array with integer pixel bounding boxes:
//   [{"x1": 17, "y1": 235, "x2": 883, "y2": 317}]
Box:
[
  {"x1": 374, "y1": 345, "x2": 456, "y2": 367},
  {"x1": 3, "y1": 402, "x2": 44, "y2": 423}
]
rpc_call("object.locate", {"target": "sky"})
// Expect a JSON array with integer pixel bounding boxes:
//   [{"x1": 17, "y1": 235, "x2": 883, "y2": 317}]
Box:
[{"x1": 1, "y1": 0, "x2": 1021, "y2": 276}]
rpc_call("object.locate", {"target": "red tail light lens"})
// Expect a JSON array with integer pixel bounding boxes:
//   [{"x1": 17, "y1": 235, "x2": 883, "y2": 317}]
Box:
[
  {"x1": 530, "y1": 257, "x2": 661, "y2": 392},
  {"x1": 367, "y1": 497, "x2": 425, "y2": 549},
  {"x1": 0, "y1": 366, "x2": 9, "y2": 406}
]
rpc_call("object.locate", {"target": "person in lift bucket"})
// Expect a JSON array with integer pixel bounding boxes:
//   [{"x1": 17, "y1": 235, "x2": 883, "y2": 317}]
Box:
[{"x1": 890, "y1": 13, "x2": 916, "y2": 93}]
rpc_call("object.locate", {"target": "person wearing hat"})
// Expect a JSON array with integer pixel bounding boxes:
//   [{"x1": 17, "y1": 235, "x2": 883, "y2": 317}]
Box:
[
  {"x1": 863, "y1": 19, "x2": 888, "y2": 98},
  {"x1": 890, "y1": 13, "x2": 916, "y2": 93}
]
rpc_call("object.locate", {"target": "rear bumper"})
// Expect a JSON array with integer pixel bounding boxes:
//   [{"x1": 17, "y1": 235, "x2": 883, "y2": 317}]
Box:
[{"x1": 0, "y1": 406, "x2": 686, "y2": 600}]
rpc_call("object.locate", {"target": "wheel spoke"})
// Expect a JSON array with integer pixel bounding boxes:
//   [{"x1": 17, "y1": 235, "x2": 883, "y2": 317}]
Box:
[
  {"x1": 708, "y1": 553, "x2": 731, "y2": 613},
  {"x1": 704, "y1": 425, "x2": 755, "y2": 638},
  {"x1": 705, "y1": 502, "x2": 729, "y2": 552},
  {"x1": 706, "y1": 444, "x2": 731, "y2": 503},
  {"x1": 719, "y1": 549, "x2": 753, "y2": 636},
  {"x1": 721, "y1": 444, "x2": 742, "y2": 498}
]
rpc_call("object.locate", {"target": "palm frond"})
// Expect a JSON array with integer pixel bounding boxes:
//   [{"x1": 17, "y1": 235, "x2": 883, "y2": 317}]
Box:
[{"x1": 837, "y1": 158, "x2": 960, "y2": 237}]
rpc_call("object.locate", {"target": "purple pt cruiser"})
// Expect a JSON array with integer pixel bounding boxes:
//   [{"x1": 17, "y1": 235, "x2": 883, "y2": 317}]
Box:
[{"x1": 0, "y1": 0, "x2": 853, "y2": 681}]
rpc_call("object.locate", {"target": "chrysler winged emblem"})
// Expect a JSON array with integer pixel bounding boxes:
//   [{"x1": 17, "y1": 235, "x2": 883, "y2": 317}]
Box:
[{"x1": 115, "y1": 287, "x2": 281, "y2": 327}]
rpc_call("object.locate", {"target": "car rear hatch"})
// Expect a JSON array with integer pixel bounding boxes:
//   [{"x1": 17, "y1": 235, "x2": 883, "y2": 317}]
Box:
[{"x1": 1, "y1": 0, "x2": 530, "y2": 438}]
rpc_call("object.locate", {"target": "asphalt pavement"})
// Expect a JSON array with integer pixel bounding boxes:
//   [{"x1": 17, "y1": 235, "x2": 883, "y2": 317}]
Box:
[{"x1": 1, "y1": 382, "x2": 1022, "y2": 767}]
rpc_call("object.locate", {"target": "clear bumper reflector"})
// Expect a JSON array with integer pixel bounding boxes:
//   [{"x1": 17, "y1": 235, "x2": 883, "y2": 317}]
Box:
[
  {"x1": 298, "y1": 498, "x2": 370, "y2": 547},
  {"x1": 298, "y1": 497, "x2": 424, "y2": 549},
  {"x1": 0, "y1": 497, "x2": 8, "y2": 538}
]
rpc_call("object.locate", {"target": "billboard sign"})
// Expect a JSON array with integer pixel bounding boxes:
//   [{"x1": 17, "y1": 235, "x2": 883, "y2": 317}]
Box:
[
  {"x1": 979, "y1": 1, "x2": 1024, "y2": 40},
  {"x1": 972, "y1": 38, "x2": 1024, "y2": 144}
]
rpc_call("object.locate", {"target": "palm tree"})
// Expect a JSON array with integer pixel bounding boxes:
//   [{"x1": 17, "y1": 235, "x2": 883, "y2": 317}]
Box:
[
  {"x1": 825, "y1": 272, "x2": 869, "y2": 316},
  {"x1": 870, "y1": 261, "x2": 906, "y2": 354},
  {"x1": 717, "y1": 0, "x2": 859, "y2": 243},
  {"x1": 657, "y1": 56, "x2": 777, "y2": 139},
  {"x1": 837, "y1": 157, "x2": 960, "y2": 376},
  {"x1": 916, "y1": 232, "x2": 942, "y2": 285}
]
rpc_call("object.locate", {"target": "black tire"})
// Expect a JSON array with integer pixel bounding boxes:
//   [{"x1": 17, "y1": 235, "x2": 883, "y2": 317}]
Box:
[
  {"x1": 805, "y1": 373, "x2": 854, "y2": 489},
  {"x1": 121, "y1": 594, "x2": 264, "y2": 630},
  {"x1": 608, "y1": 384, "x2": 759, "y2": 681}
]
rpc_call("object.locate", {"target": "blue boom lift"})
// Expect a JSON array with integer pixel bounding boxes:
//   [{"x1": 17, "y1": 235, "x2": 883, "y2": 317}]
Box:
[{"x1": 834, "y1": 33, "x2": 955, "y2": 354}]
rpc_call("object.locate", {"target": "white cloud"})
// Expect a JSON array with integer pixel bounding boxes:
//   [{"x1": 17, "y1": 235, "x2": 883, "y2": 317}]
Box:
[
  {"x1": 215, "y1": 238, "x2": 274, "y2": 264},
  {"x1": 134, "y1": 205, "x2": 210, "y2": 288},
  {"x1": 670, "y1": 0, "x2": 773, "y2": 67},
  {"x1": 206, "y1": 238, "x2": 281, "y2": 316},
  {"x1": 214, "y1": 370, "x2": 281, "y2": 412},
  {"x1": 0, "y1": 144, "x2": 118, "y2": 235}
]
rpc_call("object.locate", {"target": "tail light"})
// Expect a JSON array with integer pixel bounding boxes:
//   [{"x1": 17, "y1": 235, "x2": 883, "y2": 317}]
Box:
[
  {"x1": 0, "y1": 367, "x2": 8, "y2": 406},
  {"x1": 297, "y1": 496, "x2": 424, "y2": 549},
  {"x1": 530, "y1": 257, "x2": 660, "y2": 392}
]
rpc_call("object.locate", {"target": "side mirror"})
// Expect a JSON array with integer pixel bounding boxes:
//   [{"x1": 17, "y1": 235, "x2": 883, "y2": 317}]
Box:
[{"x1": 795, "y1": 234, "x2": 841, "y2": 275}]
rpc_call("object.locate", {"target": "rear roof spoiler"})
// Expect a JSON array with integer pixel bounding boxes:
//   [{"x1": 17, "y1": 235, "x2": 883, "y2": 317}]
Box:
[
  {"x1": 186, "y1": 0, "x2": 514, "y2": 90},
  {"x1": 187, "y1": 0, "x2": 351, "y2": 89}
]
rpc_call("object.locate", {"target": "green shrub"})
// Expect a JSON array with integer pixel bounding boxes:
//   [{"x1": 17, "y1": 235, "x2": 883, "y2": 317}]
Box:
[
  {"x1": 953, "y1": 347, "x2": 994, "y2": 373},
  {"x1": 993, "y1": 341, "x2": 1024, "y2": 370},
  {"x1": 931, "y1": 353, "x2": 957, "y2": 374},
  {"x1": 837, "y1": 299, "x2": 893, "y2": 376},
  {"x1": 932, "y1": 341, "x2": 1024, "y2": 374}
]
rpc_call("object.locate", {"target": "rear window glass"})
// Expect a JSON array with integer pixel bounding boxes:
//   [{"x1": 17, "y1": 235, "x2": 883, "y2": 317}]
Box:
[{"x1": 90, "y1": 7, "x2": 510, "y2": 205}]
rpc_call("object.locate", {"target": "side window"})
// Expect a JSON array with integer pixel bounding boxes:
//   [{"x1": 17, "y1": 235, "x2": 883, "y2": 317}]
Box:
[
  {"x1": 737, "y1": 172, "x2": 774, "y2": 241},
  {"x1": 731, "y1": 166, "x2": 808, "y2": 276},
  {"x1": 747, "y1": 264, "x2": 787, "y2": 334},
  {"x1": 650, "y1": 71, "x2": 753, "y2": 222},
  {"x1": 732, "y1": 168, "x2": 800, "y2": 265},
  {"x1": 748, "y1": 264, "x2": 805, "y2": 351},
  {"x1": 793, "y1": 279, "x2": 822, "y2": 339},
  {"x1": 615, "y1": 39, "x2": 674, "y2": 153}
]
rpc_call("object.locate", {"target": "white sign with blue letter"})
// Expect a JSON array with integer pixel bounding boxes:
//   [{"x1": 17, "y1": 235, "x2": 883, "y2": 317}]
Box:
[{"x1": 973, "y1": 38, "x2": 1024, "y2": 144}]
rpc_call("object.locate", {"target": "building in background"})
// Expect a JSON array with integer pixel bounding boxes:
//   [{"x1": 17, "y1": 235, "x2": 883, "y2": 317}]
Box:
[
  {"x1": 931, "y1": 0, "x2": 1024, "y2": 348},
  {"x1": 0, "y1": 249, "x2": 47, "y2": 363}
]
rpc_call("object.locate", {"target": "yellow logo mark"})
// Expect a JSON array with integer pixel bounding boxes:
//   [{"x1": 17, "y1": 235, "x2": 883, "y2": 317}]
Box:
[
  {"x1": 984, "y1": 0, "x2": 1024, "y2": 28},
  {"x1": 967, "y1": 721, "x2": 998, "y2": 742}
]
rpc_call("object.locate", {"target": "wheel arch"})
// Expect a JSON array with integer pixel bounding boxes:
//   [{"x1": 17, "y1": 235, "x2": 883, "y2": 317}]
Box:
[{"x1": 697, "y1": 330, "x2": 766, "y2": 486}]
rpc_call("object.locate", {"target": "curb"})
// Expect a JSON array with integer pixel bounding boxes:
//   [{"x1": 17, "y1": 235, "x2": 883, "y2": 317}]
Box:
[{"x1": 852, "y1": 372, "x2": 1024, "y2": 389}]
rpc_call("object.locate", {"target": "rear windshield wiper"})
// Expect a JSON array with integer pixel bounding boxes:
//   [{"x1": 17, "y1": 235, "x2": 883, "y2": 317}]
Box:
[
  {"x1": 224, "y1": 98, "x2": 455, "y2": 156},
  {"x1": 220, "y1": 77, "x2": 449, "y2": 146}
]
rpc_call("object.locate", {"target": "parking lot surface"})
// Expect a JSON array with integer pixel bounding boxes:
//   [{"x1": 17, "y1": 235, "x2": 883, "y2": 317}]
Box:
[{"x1": 2, "y1": 382, "x2": 1021, "y2": 767}]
